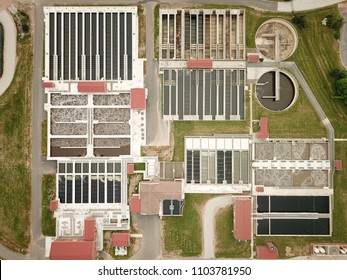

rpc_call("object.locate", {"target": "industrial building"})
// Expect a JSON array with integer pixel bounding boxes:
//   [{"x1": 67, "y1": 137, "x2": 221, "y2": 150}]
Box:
[
  {"x1": 159, "y1": 8, "x2": 246, "y2": 121},
  {"x1": 42, "y1": 6, "x2": 155, "y2": 258}
]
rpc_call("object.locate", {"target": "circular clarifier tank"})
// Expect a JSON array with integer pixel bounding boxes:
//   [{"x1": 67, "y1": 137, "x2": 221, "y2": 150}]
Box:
[
  {"x1": 255, "y1": 18, "x2": 298, "y2": 61},
  {"x1": 256, "y1": 70, "x2": 298, "y2": 112}
]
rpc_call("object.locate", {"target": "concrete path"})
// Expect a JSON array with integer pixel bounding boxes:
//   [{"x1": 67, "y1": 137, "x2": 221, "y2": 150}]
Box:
[
  {"x1": 340, "y1": 13, "x2": 347, "y2": 68},
  {"x1": 0, "y1": 10, "x2": 17, "y2": 95},
  {"x1": 203, "y1": 195, "x2": 234, "y2": 259},
  {"x1": 144, "y1": 2, "x2": 170, "y2": 146},
  {"x1": 0, "y1": 244, "x2": 28, "y2": 260},
  {"x1": 278, "y1": 0, "x2": 345, "y2": 12}
]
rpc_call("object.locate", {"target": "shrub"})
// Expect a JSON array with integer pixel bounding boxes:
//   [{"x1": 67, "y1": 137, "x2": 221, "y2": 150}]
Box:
[{"x1": 292, "y1": 15, "x2": 306, "y2": 29}]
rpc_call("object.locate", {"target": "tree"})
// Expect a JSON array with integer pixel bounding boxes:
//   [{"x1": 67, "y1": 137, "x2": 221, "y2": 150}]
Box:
[
  {"x1": 326, "y1": 14, "x2": 344, "y2": 31},
  {"x1": 292, "y1": 15, "x2": 306, "y2": 29}
]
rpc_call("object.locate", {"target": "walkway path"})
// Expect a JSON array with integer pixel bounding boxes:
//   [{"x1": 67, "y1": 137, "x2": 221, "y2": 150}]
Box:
[
  {"x1": 0, "y1": 10, "x2": 16, "y2": 96},
  {"x1": 203, "y1": 195, "x2": 234, "y2": 259},
  {"x1": 277, "y1": 0, "x2": 345, "y2": 12}
]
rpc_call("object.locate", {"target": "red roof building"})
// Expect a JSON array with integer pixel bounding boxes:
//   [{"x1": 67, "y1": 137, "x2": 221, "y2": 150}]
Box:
[
  {"x1": 78, "y1": 82, "x2": 106, "y2": 93},
  {"x1": 187, "y1": 59, "x2": 213, "y2": 69},
  {"x1": 43, "y1": 82, "x2": 55, "y2": 88},
  {"x1": 84, "y1": 219, "x2": 96, "y2": 241},
  {"x1": 130, "y1": 197, "x2": 141, "y2": 213},
  {"x1": 247, "y1": 53, "x2": 260, "y2": 63},
  {"x1": 256, "y1": 243, "x2": 279, "y2": 259},
  {"x1": 112, "y1": 232, "x2": 130, "y2": 247},
  {"x1": 335, "y1": 160, "x2": 342, "y2": 171},
  {"x1": 50, "y1": 200, "x2": 59, "y2": 211},
  {"x1": 127, "y1": 163, "x2": 135, "y2": 174},
  {"x1": 257, "y1": 117, "x2": 269, "y2": 139},
  {"x1": 256, "y1": 186, "x2": 264, "y2": 193},
  {"x1": 234, "y1": 198, "x2": 252, "y2": 241},
  {"x1": 130, "y1": 88, "x2": 146, "y2": 110},
  {"x1": 50, "y1": 240, "x2": 97, "y2": 260}
]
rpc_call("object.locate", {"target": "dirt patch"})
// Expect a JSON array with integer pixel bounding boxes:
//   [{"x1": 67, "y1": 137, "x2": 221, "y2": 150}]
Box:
[
  {"x1": 128, "y1": 174, "x2": 143, "y2": 199},
  {"x1": 142, "y1": 123, "x2": 174, "y2": 161}
]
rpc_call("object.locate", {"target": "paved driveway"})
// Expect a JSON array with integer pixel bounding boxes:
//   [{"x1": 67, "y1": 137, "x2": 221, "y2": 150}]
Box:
[
  {"x1": 0, "y1": 10, "x2": 16, "y2": 95},
  {"x1": 203, "y1": 195, "x2": 234, "y2": 259}
]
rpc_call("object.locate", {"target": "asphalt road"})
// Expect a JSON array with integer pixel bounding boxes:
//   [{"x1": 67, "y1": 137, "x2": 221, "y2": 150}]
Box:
[
  {"x1": 340, "y1": 14, "x2": 347, "y2": 68},
  {"x1": 202, "y1": 195, "x2": 234, "y2": 259},
  {"x1": 131, "y1": 214, "x2": 161, "y2": 260},
  {"x1": 0, "y1": 0, "x2": 342, "y2": 260},
  {"x1": 144, "y1": 2, "x2": 170, "y2": 146},
  {"x1": 0, "y1": 10, "x2": 17, "y2": 95}
]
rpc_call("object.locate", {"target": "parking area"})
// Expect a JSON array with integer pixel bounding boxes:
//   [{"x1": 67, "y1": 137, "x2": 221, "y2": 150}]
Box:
[
  {"x1": 160, "y1": 162, "x2": 184, "y2": 180},
  {"x1": 163, "y1": 69, "x2": 245, "y2": 120},
  {"x1": 159, "y1": 9, "x2": 245, "y2": 60}
]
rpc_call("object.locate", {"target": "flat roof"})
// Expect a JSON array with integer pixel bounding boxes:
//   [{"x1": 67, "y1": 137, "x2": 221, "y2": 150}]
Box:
[
  {"x1": 130, "y1": 197, "x2": 141, "y2": 213},
  {"x1": 256, "y1": 245, "x2": 278, "y2": 259},
  {"x1": 50, "y1": 200, "x2": 58, "y2": 211},
  {"x1": 78, "y1": 82, "x2": 106, "y2": 93},
  {"x1": 335, "y1": 160, "x2": 342, "y2": 171},
  {"x1": 139, "y1": 181, "x2": 183, "y2": 215},
  {"x1": 257, "y1": 117, "x2": 269, "y2": 139},
  {"x1": 187, "y1": 60, "x2": 212, "y2": 69},
  {"x1": 234, "y1": 198, "x2": 252, "y2": 241},
  {"x1": 112, "y1": 232, "x2": 130, "y2": 247},
  {"x1": 84, "y1": 219, "x2": 96, "y2": 241},
  {"x1": 50, "y1": 240, "x2": 97, "y2": 260},
  {"x1": 130, "y1": 88, "x2": 146, "y2": 109}
]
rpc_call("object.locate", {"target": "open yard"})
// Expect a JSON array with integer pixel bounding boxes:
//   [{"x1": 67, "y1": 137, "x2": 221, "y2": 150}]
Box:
[
  {"x1": 253, "y1": 87, "x2": 326, "y2": 138},
  {"x1": 246, "y1": 6, "x2": 347, "y2": 138},
  {"x1": 162, "y1": 194, "x2": 217, "y2": 257},
  {"x1": 0, "y1": 39, "x2": 32, "y2": 252},
  {"x1": 173, "y1": 94, "x2": 250, "y2": 162},
  {"x1": 42, "y1": 174, "x2": 56, "y2": 236},
  {"x1": 215, "y1": 206, "x2": 251, "y2": 259}
]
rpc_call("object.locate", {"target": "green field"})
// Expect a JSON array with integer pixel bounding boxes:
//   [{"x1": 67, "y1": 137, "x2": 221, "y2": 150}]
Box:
[
  {"x1": 0, "y1": 40, "x2": 32, "y2": 252},
  {"x1": 42, "y1": 174, "x2": 56, "y2": 236},
  {"x1": 163, "y1": 194, "x2": 217, "y2": 257},
  {"x1": 215, "y1": 206, "x2": 251, "y2": 258},
  {"x1": 253, "y1": 87, "x2": 326, "y2": 138},
  {"x1": 246, "y1": 6, "x2": 347, "y2": 138},
  {"x1": 173, "y1": 94, "x2": 250, "y2": 162}
]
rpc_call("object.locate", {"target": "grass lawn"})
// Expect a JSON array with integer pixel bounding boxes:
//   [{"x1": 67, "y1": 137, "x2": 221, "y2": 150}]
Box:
[
  {"x1": 162, "y1": 194, "x2": 217, "y2": 257},
  {"x1": 253, "y1": 87, "x2": 326, "y2": 138},
  {"x1": 246, "y1": 6, "x2": 347, "y2": 138},
  {"x1": 215, "y1": 206, "x2": 251, "y2": 258},
  {"x1": 138, "y1": 5, "x2": 146, "y2": 58},
  {"x1": 173, "y1": 93, "x2": 250, "y2": 162},
  {"x1": 0, "y1": 39, "x2": 32, "y2": 252},
  {"x1": 134, "y1": 162, "x2": 146, "y2": 171},
  {"x1": 42, "y1": 174, "x2": 56, "y2": 236}
]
